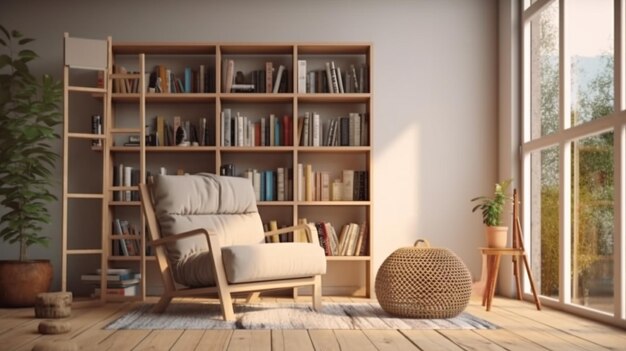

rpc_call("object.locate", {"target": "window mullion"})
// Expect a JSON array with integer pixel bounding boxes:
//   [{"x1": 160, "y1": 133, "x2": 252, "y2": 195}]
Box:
[
  {"x1": 559, "y1": 0, "x2": 572, "y2": 305},
  {"x1": 615, "y1": 0, "x2": 626, "y2": 321}
]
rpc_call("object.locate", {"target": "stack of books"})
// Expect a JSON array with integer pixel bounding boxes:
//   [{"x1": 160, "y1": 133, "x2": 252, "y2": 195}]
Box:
[{"x1": 81, "y1": 268, "x2": 141, "y2": 297}]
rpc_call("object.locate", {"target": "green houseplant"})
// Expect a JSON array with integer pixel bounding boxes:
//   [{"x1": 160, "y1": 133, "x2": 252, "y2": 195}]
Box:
[
  {"x1": 0, "y1": 26, "x2": 62, "y2": 306},
  {"x1": 471, "y1": 179, "x2": 512, "y2": 248}
]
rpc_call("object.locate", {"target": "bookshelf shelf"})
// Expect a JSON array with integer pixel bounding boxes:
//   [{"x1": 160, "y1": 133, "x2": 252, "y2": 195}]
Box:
[
  {"x1": 112, "y1": 93, "x2": 216, "y2": 103},
  {"x1": 326, "y1": 256, "x2": 371, "y2": 262},
  {"x1": 296, "y1": 147, "x2": 370, "y2": 153},
  {"x1": 78, "y1": 41, "x2": 373, "y2": 301},
  {"x1": 297, "y1": 201, "x2": 371, "y2": 206}
]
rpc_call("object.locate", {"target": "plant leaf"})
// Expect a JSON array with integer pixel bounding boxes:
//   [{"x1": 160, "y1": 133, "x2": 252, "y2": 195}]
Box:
[
  {"x1": 0, "y1": 25, "x2": 9, "y2": 40},
  {"x1": 18, "y1": 38, "x2": 34, "y2": 45}
]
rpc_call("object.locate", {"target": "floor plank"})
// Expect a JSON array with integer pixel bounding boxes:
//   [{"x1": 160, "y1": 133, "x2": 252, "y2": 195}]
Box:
[
  {"x1": 308, "y1": 330, "x2": 341, "y2": 351},
  {"x1": 96, "y1": 330, "x2": 151, "y2": 351},
  {"x1": 195, "y1": 330, "x2": 233, "y2": 351},
  {"x1": 334, "y1": 330, "x2": 377, "y2": 351},
  {"x1": 400, "y1": 330, "x2": 465, "y2": 351},
  {"x1": 133, "y1": 330, "x2": 184, "y2": 350},
  {"x1": 271, "y1": 330, "x2": 314, "y2": 351},
  {"x1": 471, "y1": 304, "x2": 612, "y2": 351},
  {"x1": 228, "y1": 330, "x2": 271, "y2": 351},
  {"x1": 170, "y1": 330, "x2": 205, "y2": 351},
  {"x1": 362, "y1": 329, "x2": 419, "y2": 350},
  {"x1": 0, "y1": 296, "x2": 624, "y2": 351},
  {"x1": 439, "y1": 330, "x2": 508, "y2": 350}
]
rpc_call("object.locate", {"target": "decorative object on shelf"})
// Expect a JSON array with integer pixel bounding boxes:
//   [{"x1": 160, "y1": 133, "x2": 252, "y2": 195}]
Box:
[
  {"x1": 471, "y1": 179, "x2": 512, "y2": 248},
  {"x1": 0, "y1": 25, "x2": 61, "y2": 307},
  {"x1": 375, "y1": 239, "x2": 472, "y2": 318}
]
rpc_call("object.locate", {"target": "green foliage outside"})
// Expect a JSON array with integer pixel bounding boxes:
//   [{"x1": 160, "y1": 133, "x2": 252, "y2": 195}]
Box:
[
  {"x1": 0, "y1": 26, "x2": 62, "y2": 261},
  {"x1": 535, "y1": 8, "x2": 614, "y2": 298}
]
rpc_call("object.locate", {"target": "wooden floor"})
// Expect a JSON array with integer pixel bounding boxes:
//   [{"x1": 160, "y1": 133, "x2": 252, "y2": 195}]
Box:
[{"x1": 1, "y1": 295, "x2": 625, "y2": 351}]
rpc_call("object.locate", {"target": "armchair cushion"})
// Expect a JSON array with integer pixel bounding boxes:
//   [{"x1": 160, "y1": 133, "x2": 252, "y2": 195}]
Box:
[
  {"x1": 222, "y1": 243, "x2": 327, "y2": 284},
  {"x1": 152, "y1": 173, "x2": 265, "y2": 285}
]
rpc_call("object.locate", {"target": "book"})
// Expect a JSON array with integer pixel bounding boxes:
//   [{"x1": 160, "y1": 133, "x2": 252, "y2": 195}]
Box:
[
  {"x1": 342, "y1": 170, "x2": 354, "y2": 201},
  {"x1": 224, "y1": 59, "x2": 234, "y2": 93},
  {"x1": 94, "y1": 285, "x2": 138, "y2": 297},
  {"x1": 297, "y1": 60, "x2": 307, "y2": 93},
  {"x1": 81, "y1": 272, "x2": 138, "y2": 281},
  {"x1": 265, "y1": 61, "x2": 273, "y2": 93},
  {"x1": 325, "y1": 62, "x2": 334, "y2": 93},
  {"x1": 330, "y1": 61, "x2": 339, "y2": 93},
  {"x1": 336, "y1": 66, "x2": 344, "y2": 93},
  {"x1": 124, "y1": 166, "x2": 132, "y2": 201},
  {"x1": 272, "y1": 65, "x2": 285, "y2": 93},
  {"x1": 91, "y1": 115, "x2": 102, "y2": 147},
  {"x1": 357, "y1": 222, "x2": 368, "y2": 256},
  {"x1": 96, "y1": 268, "x2": 131, "y2": 275}
]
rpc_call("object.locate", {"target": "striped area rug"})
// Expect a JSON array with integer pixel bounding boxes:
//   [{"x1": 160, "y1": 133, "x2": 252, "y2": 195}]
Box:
[{"x1": 105, "y1": 302, "x2": 499, "y2": 330}]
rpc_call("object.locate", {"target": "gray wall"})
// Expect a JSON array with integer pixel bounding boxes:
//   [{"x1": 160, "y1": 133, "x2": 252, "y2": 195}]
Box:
[{"x1": 0, "y1": 0, "x2": 499, "y2": 292}]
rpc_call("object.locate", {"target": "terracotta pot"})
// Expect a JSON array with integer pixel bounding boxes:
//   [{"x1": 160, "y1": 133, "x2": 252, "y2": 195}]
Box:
[
  {"x1": 0, "y1": 260, "x2": 53, "y2": 307},
  {"x1": 485, "y1": 226, "x2": 508, "y2": 248}
]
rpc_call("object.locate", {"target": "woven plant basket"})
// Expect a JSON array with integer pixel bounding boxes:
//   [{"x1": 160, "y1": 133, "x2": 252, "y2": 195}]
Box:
[{"x1": 375, "y1": 239, "x2": 472, "y2": 318}]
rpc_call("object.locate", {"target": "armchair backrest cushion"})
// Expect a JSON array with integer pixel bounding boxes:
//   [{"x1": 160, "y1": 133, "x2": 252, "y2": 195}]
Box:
[{"x1": 152, "y1": 173, "x2": 265, "y2": 272}]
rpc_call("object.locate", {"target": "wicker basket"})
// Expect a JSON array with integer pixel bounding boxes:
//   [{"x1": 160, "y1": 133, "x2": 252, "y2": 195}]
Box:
[{"x1": 375, "y1": 239, "x2": 472, "y2": 318}]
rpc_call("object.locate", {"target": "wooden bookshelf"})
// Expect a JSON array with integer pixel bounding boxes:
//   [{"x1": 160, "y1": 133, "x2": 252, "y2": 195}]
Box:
[{"x1": 90, "y1": 41, "x2": 372, "y2": 300}]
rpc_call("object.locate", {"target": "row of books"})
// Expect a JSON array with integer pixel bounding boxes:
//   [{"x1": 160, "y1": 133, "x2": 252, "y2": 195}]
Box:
[
  {"x1": 297, "y1": 60, "x2": 369, "y2": 94},
  {"x1": 102, "y1": 113, "x2": 366, "y2": 148},
  {"x1": 243, "y1": 168, "x2": 293, "y2": 202},
  {"x1": 223, "y1": 60, "x2": 288, "y2": 93},
  {"x1": 150, "y1": 116, "x2": 211, "y2": 147},
  {"x1": 298, "y1": 112, "x2": 368, "y2": 147},
  {"x1": 106, "y1": 64, "x2": 216, "y2": 94},
  {"x1": 297, "y1": 166, "x2": 368, "y2": 202},
  {"x1": 260, "y1": 219, "x2": 368, "y2": 256},
  {"x1": 314, "y1": 221, "x2": 368, "y2": 256},
  {"x1": 112, "y1": 219, "x2": 141, "y2": 256},
  {"x1": 113, "y1": 164, "x2": 140, "y2": 202},
  {"x1": 82, "y1": 268, "x2": 141, "y2": 297},
  {"x1": 228, "y1": 165, "x2": 367, "y2": 202},
  {"x1": 221, "y1": 109, "x2": 293, "y2": 147}
]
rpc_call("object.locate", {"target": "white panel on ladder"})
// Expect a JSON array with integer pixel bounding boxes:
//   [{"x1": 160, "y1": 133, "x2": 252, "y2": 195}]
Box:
[{"x1": 65, "y1": 37, "x2": 107, "y2": 70}]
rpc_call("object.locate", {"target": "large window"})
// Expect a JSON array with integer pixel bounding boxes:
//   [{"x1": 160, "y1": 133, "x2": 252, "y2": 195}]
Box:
[{"x1": 522, "y1": 0, "x2": 624, "y2": 326}]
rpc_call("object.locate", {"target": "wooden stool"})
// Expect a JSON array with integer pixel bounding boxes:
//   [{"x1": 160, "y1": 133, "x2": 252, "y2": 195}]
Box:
[
  {"x1": 480, "y1": 247, "x2": 541, "y2": 311},
  {"x1": 480, "y1": 189, "x2": 542, "y2": 312}
]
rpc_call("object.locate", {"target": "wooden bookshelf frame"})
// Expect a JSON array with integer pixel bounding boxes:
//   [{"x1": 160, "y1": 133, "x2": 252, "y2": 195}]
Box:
[{"x1": 84, "y1": 41, "x2": 373, "y2": 300}]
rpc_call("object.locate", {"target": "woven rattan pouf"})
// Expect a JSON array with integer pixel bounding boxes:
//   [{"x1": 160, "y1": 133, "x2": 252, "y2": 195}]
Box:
[{"x1": 375, "y1": 239, "x2": 472, "y2": 318}]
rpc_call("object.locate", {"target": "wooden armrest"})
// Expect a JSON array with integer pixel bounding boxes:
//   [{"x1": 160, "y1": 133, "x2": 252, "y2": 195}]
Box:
[
  {"x1": 150, "y1": 228, "x2": 218, "y2": 249},
  {"x1": 264, "y1": 223, "x2": 320, "y2": 246}
]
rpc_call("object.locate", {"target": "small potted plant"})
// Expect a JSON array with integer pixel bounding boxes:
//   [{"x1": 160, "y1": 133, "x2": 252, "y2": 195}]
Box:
[
  {"x1": 471, "y1": 179, "x2": 512, "y2": 248},
  {"x1": 0, "y1": 26, "x2": 62, "y2": 306}
]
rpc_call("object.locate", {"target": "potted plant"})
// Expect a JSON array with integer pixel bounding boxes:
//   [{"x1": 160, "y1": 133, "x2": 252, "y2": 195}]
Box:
[
  {"x1": 471, "y1": 179, "x2": 512, "y2": 248},
  {"x1": 0, "y1": 26, "x2": 62, "y2": 307}
]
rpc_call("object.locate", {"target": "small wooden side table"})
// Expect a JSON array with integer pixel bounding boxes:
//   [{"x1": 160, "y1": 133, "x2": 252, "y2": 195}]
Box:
[{"x1": 480, "y1": 247, "x2": 542, "y2": 311}]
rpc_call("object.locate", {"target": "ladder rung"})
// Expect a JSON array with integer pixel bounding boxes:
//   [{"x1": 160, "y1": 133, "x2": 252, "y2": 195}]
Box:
[
  {"x1": 67, "y1": 86, "x2": 107, "y2": 93},
  {"x1": 67, "y1": 193, "x2": 104, "y2": 199},
  {"x1": 67, "y1": 132, "x2": 105, "y2": 140},
  {"x1": 67, "y1": 249, "x2": 102, "y2": 255}
]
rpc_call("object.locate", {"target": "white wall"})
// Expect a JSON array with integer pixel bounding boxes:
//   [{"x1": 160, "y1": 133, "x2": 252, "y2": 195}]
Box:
[{"x1": 0, "y1": 0, "x2": 499, "y2": 292}]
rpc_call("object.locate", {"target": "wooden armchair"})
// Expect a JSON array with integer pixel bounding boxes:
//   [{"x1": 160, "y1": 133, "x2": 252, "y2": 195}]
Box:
[{"x1": 139, "y1": 173, "x2": 326, "y2": 321}]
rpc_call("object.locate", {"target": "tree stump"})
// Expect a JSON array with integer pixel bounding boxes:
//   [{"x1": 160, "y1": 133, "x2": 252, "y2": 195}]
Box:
[{"x1": 34, "y1": 292, "x2": 72, "y2": 318}]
